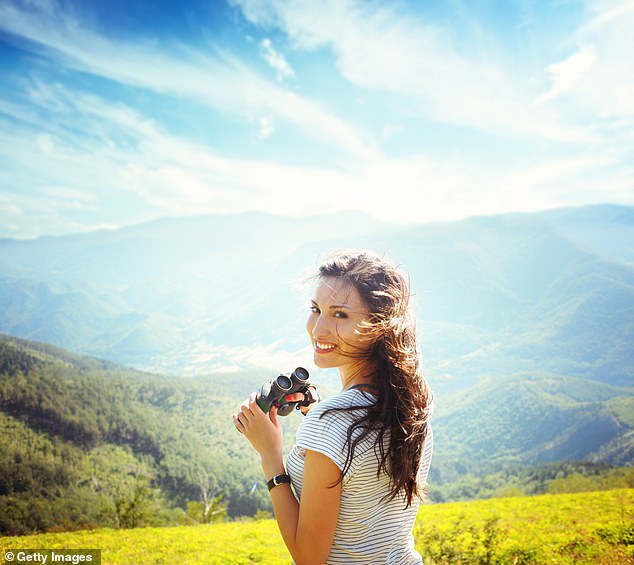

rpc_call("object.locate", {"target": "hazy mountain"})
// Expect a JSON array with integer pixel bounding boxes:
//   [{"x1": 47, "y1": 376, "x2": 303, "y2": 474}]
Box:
[
  {"x1": 2, "y1": 206, "x2": 632, "y2": 534},
  {"x1": 0, "y1": 205, "x2": 633, "y2": 398},
  {"x1": 541, "y1": 203, "x2": 634, "y2": 265}
]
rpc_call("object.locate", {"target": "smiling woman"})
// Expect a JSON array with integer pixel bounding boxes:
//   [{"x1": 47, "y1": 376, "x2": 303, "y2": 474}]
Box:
[
  {"x1": 307, "y1": 275, "x2": 374, "y2": 377},
  {"x1": 233, "y1": 250, "x2": 433, "y2": 564}
]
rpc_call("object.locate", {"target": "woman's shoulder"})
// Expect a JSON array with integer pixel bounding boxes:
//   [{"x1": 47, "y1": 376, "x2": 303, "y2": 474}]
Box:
[
  {"x1": 302, "y1": 389, "x2": 373, "y2": 429},
  {"x1": 297, "y1": 390, "x2": 374, "y2": 452},
  {"x1": 312, "y1": 388, "x2": 374, "y2": 413}
]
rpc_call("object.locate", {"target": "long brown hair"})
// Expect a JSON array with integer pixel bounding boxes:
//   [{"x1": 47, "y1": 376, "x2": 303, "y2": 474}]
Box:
[{"x1": 315, "y1": 250, "x2": 432, "y2": 507}]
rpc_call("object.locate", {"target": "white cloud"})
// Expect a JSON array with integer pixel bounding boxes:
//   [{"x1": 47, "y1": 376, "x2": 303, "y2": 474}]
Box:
[
  {"x1": 4, "y1": 78, "x2": 632, "y2": 236},
  {"x1": 0, "y1": 195, "x2": 23, "y2": 218},
  {"x1": 529, "y1": 0, "x2": 634, "y2": 133},
  {"x1": 581, "y1": 0, "x2": 634, "y2": 34},
  {"x1": 1, "y1": 0, "x2": 631, "y2": 238},
  {"x1": 575, "y1": 0, "x2": 634, "y2": 119},
  {"x1": 258, "y1": 116, "x2": 275, "y2": 139},
  {"x1": 494, "y1": 154, "x2": 625, "y2": 211},
  {"x1": 38, "y1": 186, "x2": 98, "y2": 204},
  {"x1": 231, "y1": 0, "x2": 593, "y2": 142},
  {"x1": 0, "y1": 0, "x2": 370, "y2": 158},
  {"x1": 527, "y1": 0, "x2": 634, "y2": 186},
  {"x1": 536, "y1": 46, "x2": 597, "y2": 105},
  {"x1": 1, "y1": 81, "x2": 462, "y2": 223},
  {"x1": 1, "y1": 83, "x2": 341, "y2": 219},
  {"x1": 231, "y1": 0, "x2": 634, "y2": 208},
  {"x1": 260, "y1": 37, "x2": 295, "y2": 80}
]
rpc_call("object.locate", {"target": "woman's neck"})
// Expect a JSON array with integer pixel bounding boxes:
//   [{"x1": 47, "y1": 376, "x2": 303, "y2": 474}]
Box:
[{"x1": 339, "y1": 361, "x2": 378, "y2": 391}]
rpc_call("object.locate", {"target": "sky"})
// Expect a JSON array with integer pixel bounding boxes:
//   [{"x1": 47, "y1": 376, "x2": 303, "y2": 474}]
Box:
[{"x1": 0, "y1": 0, "x2": 633, "y2": 238}]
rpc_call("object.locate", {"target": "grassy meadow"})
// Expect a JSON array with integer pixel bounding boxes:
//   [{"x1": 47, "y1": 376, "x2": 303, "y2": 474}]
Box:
[{"x1": 1, "y1": 489, "x2": 632, "y2": 564}]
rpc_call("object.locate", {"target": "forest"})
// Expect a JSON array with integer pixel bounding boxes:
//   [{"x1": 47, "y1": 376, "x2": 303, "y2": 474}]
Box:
[{"x1": 1, "y1": 334, "x2": 633, "y2": 536}]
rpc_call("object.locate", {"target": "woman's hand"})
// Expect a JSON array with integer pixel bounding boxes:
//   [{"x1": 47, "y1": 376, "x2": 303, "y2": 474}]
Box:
[
  {"x1": 287, "y1": 385, "x2": 321, "y2": 416},
  {"x1": 232, "y1": 392, "x2": 283, "y2": 459}
]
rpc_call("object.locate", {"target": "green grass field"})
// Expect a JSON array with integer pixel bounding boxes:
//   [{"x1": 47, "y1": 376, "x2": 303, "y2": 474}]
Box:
[{"x1": 1, "y1": 489, "x2": 632, "y2": 564}]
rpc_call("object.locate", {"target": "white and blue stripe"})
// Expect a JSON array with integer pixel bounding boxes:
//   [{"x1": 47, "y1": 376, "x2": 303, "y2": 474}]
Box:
[{"x1": 286, "y1": 389, "x2": 433, "y2": 564}]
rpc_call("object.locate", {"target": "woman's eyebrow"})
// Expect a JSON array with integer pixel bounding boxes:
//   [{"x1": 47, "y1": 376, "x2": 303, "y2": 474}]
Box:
[{"x1": 311, "y1": 299, "x2": 352, "y2": 309}]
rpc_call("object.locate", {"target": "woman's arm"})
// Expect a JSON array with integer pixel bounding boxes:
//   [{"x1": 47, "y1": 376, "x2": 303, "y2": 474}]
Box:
[
  {"x1": 264, "y1": 449, "x2": 341, "y2": 565},
  {"x1": 233, "y1": 394, "x2": 341, "y2": 564}
]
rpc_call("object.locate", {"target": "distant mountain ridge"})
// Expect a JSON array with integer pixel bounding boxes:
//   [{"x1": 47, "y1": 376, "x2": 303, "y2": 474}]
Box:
[
  {"x1": 2, "y1": 204, "x2": 632, "y2": 535},
  {"x1": 433, "y1": 372, "x2": 634, "y2": 482},
  {"x1": 0, "y1": 204, "x2": 633, "y2": 395}
]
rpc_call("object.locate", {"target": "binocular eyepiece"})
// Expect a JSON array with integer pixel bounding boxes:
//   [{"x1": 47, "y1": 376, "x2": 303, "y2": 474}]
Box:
[{"x1": 257, "y1": 367, "x2": 313, "y2": 416}]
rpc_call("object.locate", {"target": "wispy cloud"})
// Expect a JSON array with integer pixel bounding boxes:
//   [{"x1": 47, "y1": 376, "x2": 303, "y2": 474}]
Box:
[
  {"x1": 260, "y1": 38, "x2": 295, "y2": 80},
  {"x1": 536, "y1": 46, "x2": 597, "y2": 105},
  {"x1": 573, "y1": 0, "x2": 634, "y2": 120},
  {"x1": 1, "y1": 69, "x2": 629, "y2": 238},
  {"x1": 231, "y1": 0, "x2": 595, "y2": 143},
  {"x1": 0, "y1": 78, "x2": 462, "y2": 225},
  {"x1": 528, "y1": 0, "x2": 634, "y2": 171},
  {"x1": 0, "y1": 0, "x2": 631, "y2": 238},
  {"x1": 258, "y1": 116, "x2": 275, "y2": 139},
  {"x1": 0, "y1": 0, "x2": 370, "y2": 158},
  {"x1": 494, "y1": 154, "x2": 627, "y2": 211},
  {"x1": 0, "y1": 81, "x2": 342, "y2": 223}
]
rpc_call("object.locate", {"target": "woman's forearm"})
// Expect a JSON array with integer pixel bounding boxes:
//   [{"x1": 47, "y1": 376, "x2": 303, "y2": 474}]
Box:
[
  {"x1": 260, "y1": 452, "x2": 339, "y2": 565},
  {"x1": 260, "y1": 454, "x2": 305, "y2": 563}
]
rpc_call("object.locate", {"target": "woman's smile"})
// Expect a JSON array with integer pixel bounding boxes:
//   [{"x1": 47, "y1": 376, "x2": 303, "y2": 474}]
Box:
[{"x1": 313, "y1": 340, "x2": 337, "y2": 354}]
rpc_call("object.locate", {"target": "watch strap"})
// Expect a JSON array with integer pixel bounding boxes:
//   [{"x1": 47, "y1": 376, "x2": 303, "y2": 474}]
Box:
[{"x1": 267, "y1": 473, "x2": 291, "y2": 491}]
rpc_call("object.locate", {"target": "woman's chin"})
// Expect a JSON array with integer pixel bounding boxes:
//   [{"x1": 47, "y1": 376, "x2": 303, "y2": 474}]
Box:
[{"x1": 313, "y1": 353, "x2": 335, "y2": 369}]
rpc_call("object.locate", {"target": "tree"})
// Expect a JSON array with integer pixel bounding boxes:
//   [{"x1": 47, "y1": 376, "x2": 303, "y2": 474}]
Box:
[{"x1": 186, "y1": 471, "x2": 227, "y2": 524}]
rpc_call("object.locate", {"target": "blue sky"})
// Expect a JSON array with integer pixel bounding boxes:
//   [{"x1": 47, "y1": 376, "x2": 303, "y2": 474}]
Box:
[{"x1": 0, "y1": 0, "x2": 632, "y2": 238}]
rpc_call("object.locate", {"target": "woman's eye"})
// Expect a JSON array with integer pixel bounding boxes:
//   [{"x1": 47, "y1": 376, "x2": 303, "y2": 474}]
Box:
[
  {"x1": 334, "y1": 311, "x2": 348, "y2": 319},
  {"x1": 310, "y1": 305, "x2": 320, "y2": 314}
]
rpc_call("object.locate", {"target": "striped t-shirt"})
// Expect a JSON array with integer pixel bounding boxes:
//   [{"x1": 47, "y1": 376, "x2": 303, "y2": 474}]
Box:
[{"x1": 286, "y1": 388, "x2": 433, "y2": 564}]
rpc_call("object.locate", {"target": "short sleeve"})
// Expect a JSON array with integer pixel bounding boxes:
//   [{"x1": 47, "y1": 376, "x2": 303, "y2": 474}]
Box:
[{"x1": 295, "y1": 402, "x2": 348, "y2": 471}]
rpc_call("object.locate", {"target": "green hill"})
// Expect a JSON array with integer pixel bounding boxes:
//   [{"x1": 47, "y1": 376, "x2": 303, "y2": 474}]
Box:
[
  {"x1": 1, "y1": 333, "x2": 632, "y2": 535},
  {"x1": 432, "y1": 373, "x2": 634, "y2": 482},
  {"x1": 0, "y1": 334, "x2": 298, "y2": 534}
]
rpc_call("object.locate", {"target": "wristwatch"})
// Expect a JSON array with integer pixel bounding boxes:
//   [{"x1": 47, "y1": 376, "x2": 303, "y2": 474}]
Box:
[{"x1": 267, "y1": 473, "x2": 291, "y2": 491}]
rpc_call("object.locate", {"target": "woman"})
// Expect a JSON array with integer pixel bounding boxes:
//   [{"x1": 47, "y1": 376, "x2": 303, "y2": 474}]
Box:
[{"x1": 232, "y1": 250, "x2": 433, "y2": 564}]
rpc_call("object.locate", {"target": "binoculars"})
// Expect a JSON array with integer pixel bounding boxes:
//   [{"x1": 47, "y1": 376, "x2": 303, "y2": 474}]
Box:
[{"x1": 257, "y1": 367, "x2": 314, "y2": 416}]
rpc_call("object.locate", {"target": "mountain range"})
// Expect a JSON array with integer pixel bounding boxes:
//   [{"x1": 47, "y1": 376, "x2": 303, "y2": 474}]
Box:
[
  {"x1": 1, "y1": 204, "x2": 633, "y2": 532},
  {"x1": 1, "y1": 204, "x2": 632, "y2": 395}
]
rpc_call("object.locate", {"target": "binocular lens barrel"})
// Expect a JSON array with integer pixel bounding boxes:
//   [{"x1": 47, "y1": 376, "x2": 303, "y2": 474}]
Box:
[
  {"x1": 293, "y1": 367, "x2": 309, "y2": 381},
  {"x1": 276, "y1": 375, "x2": 293, "y2": 390}
]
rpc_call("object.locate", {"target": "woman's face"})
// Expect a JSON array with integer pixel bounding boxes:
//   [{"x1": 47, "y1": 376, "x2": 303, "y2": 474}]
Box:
[{"x1": 306, "y1": 277, "x2": 374, "y2": 374}]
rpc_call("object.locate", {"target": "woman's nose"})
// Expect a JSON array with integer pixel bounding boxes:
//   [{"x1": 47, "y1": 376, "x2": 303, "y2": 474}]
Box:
[{"x1": 311, "y1": 314, "x2": 331, "y2": 338}]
